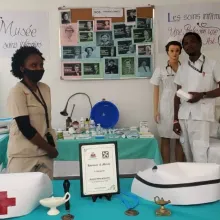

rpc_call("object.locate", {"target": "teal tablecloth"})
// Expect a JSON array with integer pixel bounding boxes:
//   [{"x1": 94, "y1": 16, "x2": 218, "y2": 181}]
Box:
[
  {"x1": 0, "y1": 134, "x2": 9, "y2": 170},
  {"x1": 15, "y1": 178, "x2": 219, "y2": 220},
  {"x1": 0, "y1": 135, "x2": 162, "y2": 168},
  {"x1": 56, "y1": 138, "x2": 162, "y2": 164}
]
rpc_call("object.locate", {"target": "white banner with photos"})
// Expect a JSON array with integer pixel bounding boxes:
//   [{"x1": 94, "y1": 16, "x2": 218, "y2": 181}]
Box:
[
  {"x1": 59, "y1": 7, "x2": 154, "y2": 80},
  {"x1": 0, "y1": 11, "x2": 49, "y2": 57}
]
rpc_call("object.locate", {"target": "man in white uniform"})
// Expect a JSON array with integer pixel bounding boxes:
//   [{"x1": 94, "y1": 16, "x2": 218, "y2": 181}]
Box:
[{"x1": 173, "y1": 32, "x2": 220, "y2": 163}]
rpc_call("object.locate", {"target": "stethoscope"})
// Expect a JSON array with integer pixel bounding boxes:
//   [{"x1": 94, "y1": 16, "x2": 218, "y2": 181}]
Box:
[{"x1": 165, "y1": 61, "x2": 181, "y2": 76}]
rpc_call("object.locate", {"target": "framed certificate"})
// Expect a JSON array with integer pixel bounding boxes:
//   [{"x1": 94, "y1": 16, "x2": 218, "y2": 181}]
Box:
[{"x1": 79, "y1": 142, "x2": 120, "y2": 197}]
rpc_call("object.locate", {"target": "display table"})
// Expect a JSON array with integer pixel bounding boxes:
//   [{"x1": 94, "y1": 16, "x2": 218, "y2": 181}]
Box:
[
  {"x1": 0, "y1": 134, "x2": 163, "y2": 177},
  {"x1": 15, "y1": 178, "x2": 220, "y2": 220},
  {"x1": 54, "y1": 137, "x2": 162, "y2": 178}
]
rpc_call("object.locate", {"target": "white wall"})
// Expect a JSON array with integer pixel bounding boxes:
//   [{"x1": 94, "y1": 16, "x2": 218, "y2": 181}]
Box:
[{"x1": 0, "y1": 0, "x2": 219, "y2": 140}]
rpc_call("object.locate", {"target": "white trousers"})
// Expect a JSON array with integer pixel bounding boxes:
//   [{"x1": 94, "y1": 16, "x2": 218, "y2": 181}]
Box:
[{"x1": 179, "y1": 119, "x2": 209, "y2": 163}]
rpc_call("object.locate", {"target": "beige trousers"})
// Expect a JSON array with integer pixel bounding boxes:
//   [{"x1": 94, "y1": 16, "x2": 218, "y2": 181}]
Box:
[{"x1": 7, "y1": 156, "x2": 53, "y2": 179}]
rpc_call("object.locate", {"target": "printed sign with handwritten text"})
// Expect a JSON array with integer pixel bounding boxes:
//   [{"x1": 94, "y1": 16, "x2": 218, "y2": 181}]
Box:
[
  {"x1": 156, "y1": 2, "x2": 220, "y2": 53},
  {"x1": 0, "y1": 11, "x2": 49, "y2": 57}
]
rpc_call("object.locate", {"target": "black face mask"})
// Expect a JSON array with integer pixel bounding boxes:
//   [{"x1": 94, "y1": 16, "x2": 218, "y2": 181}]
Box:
[{"x1": 23, "y1": 68, "x2": 44, "y2": 83}]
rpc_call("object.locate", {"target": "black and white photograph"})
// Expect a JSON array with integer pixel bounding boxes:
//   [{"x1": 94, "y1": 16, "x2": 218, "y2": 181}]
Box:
[
  {"x1": 62, "y1": 62, "x2": 82, "y2": 78},
  {"x1": 113, "y1": 24, "x2": 132, "y2": 39},
  {"x1": 137, "y1": 44, "x2": 151, "y2": 55},
  {"x1": 137, "y1": 18, "x2": 152, "y2": 29},
  {"x1": 125, "y1": 8, "x2": 136, "y2": 25},
  {"x1": 96, "y1": 31, "x2": 113, "y2": 46},
  {"x1": 78, "y1": 20, "x2": 94, "y2": 31},
  {"x1": 83, "y1": 63, "x2": 101, "y2": 76},
  {"x1": 60, "y1": 24, "x2": 77, "y2": 46},
  {"x1": 133, "y1": 28, "x2": 152, "y2": 43},
  {"x1": 95, "y1": 18, "x2": 111, "y2": 31},
  {"x1": 137, "y1": 57, "x2": 152, "y2": 77},
  {"x1": 100, "y1": 46, "x2": 116, "y2": 58},
  {"x1": 117, "y1": 40, "x2": 135, "y2": 55},
  {"x1": 79, "y1": 32, "x2": 94, "y2": 43},
  {"x1": 82, "y1": 46, "x2": 100, "y2": 59},
  {"x1": 60, "y1": 10, "x2": 71, "y2": 24},
  {"x1": 105, "y1": 58, "x2": 119, "y2": 74},
  {"x1": 124, "y1": 25, "x2": 132, "y2": 38},
  {"x1": 121, "y1": 57, "x2": 135, "y2": 76},
  {"x1": 62, "y1": 46, "x2": 82, "y2": 59}
]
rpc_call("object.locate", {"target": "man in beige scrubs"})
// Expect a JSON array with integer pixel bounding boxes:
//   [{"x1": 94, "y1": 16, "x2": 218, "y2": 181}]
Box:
[{"x1": 7, "y1": 46, "x2": 58, "y2": 179}]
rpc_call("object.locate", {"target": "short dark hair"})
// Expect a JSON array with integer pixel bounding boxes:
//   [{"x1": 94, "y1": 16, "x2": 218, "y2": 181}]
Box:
[
  {"x1": 11, "y1": 46, "x2": 45, "y2": 79},
  {"x1": 85, "y1": 47, "x2": 93, "y2": 52},
  {"x1": 182, "y1": 32, "x2": 202, "y2": 45},
  {"x1": 62, "y1": 12, "x2": 69, "y2": 20},
  {"x1": 165, "y1": 41, "x2": 182, "y2": 54}
]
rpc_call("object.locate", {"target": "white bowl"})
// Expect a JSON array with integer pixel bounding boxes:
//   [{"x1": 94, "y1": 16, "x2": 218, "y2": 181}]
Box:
[{"x1": 39, "y1": 192, "x2": 71, "y2": 215}]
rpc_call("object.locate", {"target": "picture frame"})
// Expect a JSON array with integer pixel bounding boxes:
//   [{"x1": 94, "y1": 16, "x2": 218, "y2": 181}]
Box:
[{"x1": 79, "y1": 142, "x2": 120, "y2": 198}]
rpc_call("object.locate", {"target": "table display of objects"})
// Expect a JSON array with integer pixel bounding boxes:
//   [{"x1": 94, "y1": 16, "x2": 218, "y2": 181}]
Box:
[{"x1": 57, "y1": 119, "x2": 153, "y2": 140}]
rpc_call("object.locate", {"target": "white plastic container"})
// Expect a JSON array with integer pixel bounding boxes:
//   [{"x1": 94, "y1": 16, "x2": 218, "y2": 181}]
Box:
[{"x1": 0, "y1": 172, "x2": 52, "y2": 219}]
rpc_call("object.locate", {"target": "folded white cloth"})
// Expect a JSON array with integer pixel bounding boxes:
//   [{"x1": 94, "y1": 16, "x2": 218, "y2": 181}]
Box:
[{"x1": 176, "y1": 89, "x2": 192, "y2": 101}]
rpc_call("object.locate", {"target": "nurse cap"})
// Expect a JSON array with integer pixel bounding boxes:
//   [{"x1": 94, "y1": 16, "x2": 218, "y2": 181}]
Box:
[{"x1": 166, "y1": 36, "x2": 181, "y2": 44}]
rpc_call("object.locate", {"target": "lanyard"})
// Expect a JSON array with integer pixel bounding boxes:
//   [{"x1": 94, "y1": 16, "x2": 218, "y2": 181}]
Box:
[
  {"x1": 188, "y1": 55, "x2": 205, "y2": 74},
  {"x1": 166, "y1": 61, "x2": 181, "y2": 76},
  {"x1": 116, "y1": 191, "x2": 139, "y2": 210},
  {"x1": 21, "y1": 81, "x2": 50, "y2": 129}
]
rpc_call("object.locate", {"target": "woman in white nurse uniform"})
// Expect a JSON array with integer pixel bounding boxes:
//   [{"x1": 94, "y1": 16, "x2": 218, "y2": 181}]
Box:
[{"x1": 150, "y1": 38, "x2": 184, "y2": 163}]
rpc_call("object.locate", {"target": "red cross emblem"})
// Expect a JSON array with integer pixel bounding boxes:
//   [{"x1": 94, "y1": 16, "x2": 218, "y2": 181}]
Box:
[{"x1": 0, "y1": 191, "x2": 16, "y2": 215}]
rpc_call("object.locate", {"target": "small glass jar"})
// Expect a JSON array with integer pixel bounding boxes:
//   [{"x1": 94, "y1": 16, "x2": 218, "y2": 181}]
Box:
[{"x1": 57, "y1": 129, "x2": 64, "y2": 140}]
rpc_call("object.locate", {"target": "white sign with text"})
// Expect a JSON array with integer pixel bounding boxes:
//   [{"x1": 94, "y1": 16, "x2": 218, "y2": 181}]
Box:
[
  {"x1": 92, "y1": 8, "x2": 123, "y2": 18},
  {"x1": 0, "y1": 11, "x2": 49, "y2": 57},
  {"x1": 156, "y1": 2, "x2": 220, "y2": 53},
  {"x1": 80, "y1": 142, "x2": 119, "y2": 196}
]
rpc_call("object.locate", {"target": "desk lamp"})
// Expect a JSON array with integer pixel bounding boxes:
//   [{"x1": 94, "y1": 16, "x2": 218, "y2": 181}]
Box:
[{"x1": 60, "y1": 92, "x2": 92, "y2": 117}]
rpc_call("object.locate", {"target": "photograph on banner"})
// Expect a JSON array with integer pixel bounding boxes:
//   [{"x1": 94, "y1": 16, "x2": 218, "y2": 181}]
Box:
[
  {"x1": 83, "y1": 62, "x2": 102, "y2": 78},
  {"x1": 125, "y1": 8, "x2": 136, "y2": 25},
  {"x1": 133, "y1": 28, "x2": 152, "y2": 43},
  {"x1": 137, "y1": 18, "x2": 152, "y2": 29},
  {"x1": 78, "y1": 20, "x2": 94, "y2": 32},
  {"x1": 136, "y1": 56, "x2": 152, "y2": 77},
  {"x1": 60, "y1": 10, "x2": 71, "y2": 24},
  {"x1": 62, "y1": 46, "x2": 82, "y2": 59},
  {"x1": 60, "y1": 24, "x2": 77, "y2": 46},
  {"x1": 121, "y1": 57, "x2": 135, "y2": 77},
  {"x1": 82, "y1": 46, "x2": 100, "y2": 59},
  {"x1": 95, "y1": 18, "x2": 112, "y2": 31},
  {"x1": 137, "y1": 44, "x2": 151, "y2": 55},
  {"x1": 113, "y1": 23, "x2": 132, "y2": 39},
  {"x1": 61, "y1": 62, "x2": 82, "y2": 79},
  {"x1": 96, "y1": 31, "x2": 113, "y2": 46},
  {"x1": 79, "y1": 32, "x2": 94, "y2": 43},
  {"x1": 117, "y1": 40, "x2": 135, "y2": 55},
  {"x1": 104, "y1": 58, "x2": 120, "y2": 76},
  {"x1": 100, "y1": 46, "x2": 116, "y2": 58}
]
